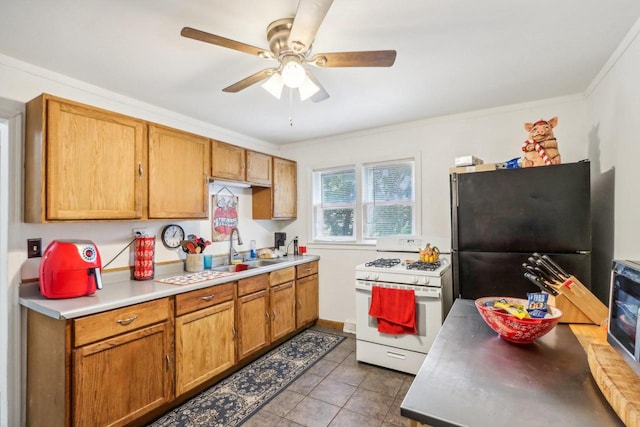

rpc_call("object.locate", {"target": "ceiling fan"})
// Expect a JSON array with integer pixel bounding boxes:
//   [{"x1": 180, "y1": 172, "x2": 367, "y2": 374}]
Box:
[{"x1": 180, "y1": 0, "x2": 397, "y2": 103}]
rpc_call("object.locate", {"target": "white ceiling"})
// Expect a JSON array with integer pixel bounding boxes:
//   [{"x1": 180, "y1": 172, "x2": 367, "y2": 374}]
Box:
[{"x1": 2, "y1": 0, "x2": 639, "y2": 145}]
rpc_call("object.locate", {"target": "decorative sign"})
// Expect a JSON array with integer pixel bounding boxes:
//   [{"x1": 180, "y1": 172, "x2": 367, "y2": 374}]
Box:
[{"x1": 211, "y1": 194, "x2": 239, "y2": 242}]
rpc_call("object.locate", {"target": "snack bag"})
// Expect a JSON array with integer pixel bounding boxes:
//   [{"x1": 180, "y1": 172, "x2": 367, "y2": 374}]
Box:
[{"x1": 527, "y1": 292, "x2": 549, "y2": 319}]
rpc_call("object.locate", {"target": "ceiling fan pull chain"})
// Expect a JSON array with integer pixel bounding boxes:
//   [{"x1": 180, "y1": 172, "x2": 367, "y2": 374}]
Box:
[{"x1": 289, "y1": 88, "x2": 294, "y2": 127}]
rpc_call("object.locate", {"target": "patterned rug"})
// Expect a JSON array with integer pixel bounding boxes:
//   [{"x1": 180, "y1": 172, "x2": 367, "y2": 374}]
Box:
[{"x1": 148, "y1": 329, "x2": 345, "y2": 427}]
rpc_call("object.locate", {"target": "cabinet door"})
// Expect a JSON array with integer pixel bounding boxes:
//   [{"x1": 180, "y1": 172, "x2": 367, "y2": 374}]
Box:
[
  {"x1": 237, "y1": 290, "x2": 269, "y2": 360},
  {"x1": 211, "y1": 139, "x2": 245, "y2": 181},
  {"x1": 273, "y1": 157, "x2": 297, "y2": 219},
  {"x1": 246, "y1": 151, "x2": 272, "y2": 186},
  {"x1": 148, "y1": 124, "x2": 210, "y2": 218},
  {"x1": 296, "y1": 274, "x2": 319, "y2": 328},
  {"x1": 72, "y1": 321, "x2": 173, "y2": 427},
  {"x1": 270, "y1": 281, "x2": 296, "y2": 341},
  {"x1": 175, "y1": 301, "x2": 235, "y2": 395},
  {"x1": 32, "y1": 96, "x2": 146, "y2": 221},
  {"x1": 252, "y1": 157, "x2": 297, "y2": 220}
]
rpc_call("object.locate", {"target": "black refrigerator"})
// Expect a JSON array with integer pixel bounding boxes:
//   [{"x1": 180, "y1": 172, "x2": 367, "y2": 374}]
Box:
[{"x1": 450, "y1": 161, "x2": 591, "y2": 300}]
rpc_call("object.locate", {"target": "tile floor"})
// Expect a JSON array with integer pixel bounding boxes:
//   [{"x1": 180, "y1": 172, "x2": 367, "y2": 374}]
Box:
[{"x1": 243, "y1": 326, "x2": 415, "y2": 427}]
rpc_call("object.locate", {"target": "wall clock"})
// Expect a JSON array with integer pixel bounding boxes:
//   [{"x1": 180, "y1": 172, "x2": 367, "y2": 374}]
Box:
[{"x1": 161, "y1": 224, "x2": 185, "y2": 249}]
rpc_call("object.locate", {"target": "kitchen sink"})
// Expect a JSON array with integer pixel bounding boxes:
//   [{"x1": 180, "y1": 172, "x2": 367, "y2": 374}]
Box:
[{"x1": 209, "y1": 258, "x2": 285, "y2": 273}]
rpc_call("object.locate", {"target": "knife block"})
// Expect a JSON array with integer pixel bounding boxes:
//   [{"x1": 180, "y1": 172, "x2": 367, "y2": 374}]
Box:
[
  {"x1": 548, "y1": 277, "x2": 609, "y2": 325},
  {"x1": 549, "y1": 294, "x2": 594, "y2": 324}
]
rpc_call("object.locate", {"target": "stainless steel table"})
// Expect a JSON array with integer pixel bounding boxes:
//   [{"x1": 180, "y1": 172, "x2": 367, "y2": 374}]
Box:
[{"x1": 400, "y1": 299, "x2": 622, "y2": 427}]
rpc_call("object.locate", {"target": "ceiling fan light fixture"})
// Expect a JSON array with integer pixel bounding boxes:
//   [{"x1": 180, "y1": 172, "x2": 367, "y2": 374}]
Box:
[
  {"x1": 261, "y1": 72, "x2": 285, "y2": 99},
  {"x1": 281, "y1": 56, "x2": 306, "y2": 88},
  {"x1": 298, "y1": 75, "x2": 320, "y2": 101}
]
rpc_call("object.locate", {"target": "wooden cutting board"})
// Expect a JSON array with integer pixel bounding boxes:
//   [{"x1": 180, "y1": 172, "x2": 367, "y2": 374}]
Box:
[{"x1": 588, "y1": 343, "x2": 640, "y2": 427}]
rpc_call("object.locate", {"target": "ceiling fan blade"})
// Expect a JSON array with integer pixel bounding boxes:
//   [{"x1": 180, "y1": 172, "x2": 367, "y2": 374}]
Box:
[
  {"x1": 223, "y1": 68, "x2": 279, "y2": 93},
  {"x1": 306, "y1": 71, "x2": 330, "y2": 103},
  {"x1": 287, "y1": 0, "x2": 334, "y2": 52},
  {"x1": 181, "y1": 27, "x2": 274, "y2": 59},
  {"x1": 310, "y1": 50, "x2": 397, "y2": 67}
]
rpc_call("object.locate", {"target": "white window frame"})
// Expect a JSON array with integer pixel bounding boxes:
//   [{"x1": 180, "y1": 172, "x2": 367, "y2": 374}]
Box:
[
  {"x1": 311, "y1": 154, "x2": 421, "y2": 244},
  {"x1": 312, "y1": 165, "x2": 357, "y2": 242},
  {"x1": 362, "y1": 158, "x2": 416, "y2": 241}
]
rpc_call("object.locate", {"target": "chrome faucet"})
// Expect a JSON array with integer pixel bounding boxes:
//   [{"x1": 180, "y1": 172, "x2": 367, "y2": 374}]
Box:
[{"x1": 228, "y1": 227, "x2": 243, "y2": 264}]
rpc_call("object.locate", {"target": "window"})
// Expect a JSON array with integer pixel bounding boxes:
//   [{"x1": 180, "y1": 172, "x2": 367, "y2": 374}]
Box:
[
  {"x1": 312, "y1": 158, "x2": 417, "y2": 242},
  {"x1": 313, "y1": 167, "x2": 356, "y2": 241},
  {"x1": 362, "y1": 160, "x2": 415, "y2": 238}
]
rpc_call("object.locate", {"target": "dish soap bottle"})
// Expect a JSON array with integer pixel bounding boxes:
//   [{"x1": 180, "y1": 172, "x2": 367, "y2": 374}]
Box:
[{"x1": 249, "y1": 240, "x2": 257, "y2": 259}]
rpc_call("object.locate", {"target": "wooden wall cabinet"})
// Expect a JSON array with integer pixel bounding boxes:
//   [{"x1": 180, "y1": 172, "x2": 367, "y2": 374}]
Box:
[
  {"x1": 269, "y1": 267, "x2": 296, "y2": 341},
  {"x1": 25, "y1": 94, "x2": 147, "y2": 222},
  {"x1": 27, "y1": 298, "x2": 174, "y2": 427},
  {"x1": 174, "y1": 283, "x2": 236, "y2": 396},
  {"x1": 296, "y1": 261, "x2": 319, "y2": 328},
  {"x1": 252, "y1": 157, "x2": 297, "y2": 220},
  {"x1": 246, "y1": 150, "x2": 272, "y2": 187},
  {"x1": 211, "y1": 139, "x2": 246, "y2": 181},
  {"x1": 148, "y1": 124, "x2": 210, "y2": 219},
  {"x1": 236, "y1": 274, "x2": 270, "y2": 360}
]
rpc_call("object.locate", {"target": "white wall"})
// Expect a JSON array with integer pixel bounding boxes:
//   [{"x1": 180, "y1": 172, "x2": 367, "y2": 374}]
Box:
[
  {"x1": 281, "y1": 96, "x2": 590, "y2": 324},
  {"x1": 585, "y1": 18, "x2": 640, "y2": 301}
]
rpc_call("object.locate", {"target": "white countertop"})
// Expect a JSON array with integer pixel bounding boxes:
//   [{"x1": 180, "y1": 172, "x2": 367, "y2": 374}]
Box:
[{"x1": 20, "y1": 255, "x2": 319, "y2": 320}]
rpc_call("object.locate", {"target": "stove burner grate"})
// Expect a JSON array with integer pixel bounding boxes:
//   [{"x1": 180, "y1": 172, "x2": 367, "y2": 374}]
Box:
[
  {"x1": 365, "y1": 258, "x2": 401, "y2": 268},
  {"x1": 406, "y1": 260, "x2": 442, "y2": 271}
]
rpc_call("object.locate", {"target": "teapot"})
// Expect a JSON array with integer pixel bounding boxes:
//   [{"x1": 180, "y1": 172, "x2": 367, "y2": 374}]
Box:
[{"x1": 419, "y1": 244, "x2": 440, "y2": 263}]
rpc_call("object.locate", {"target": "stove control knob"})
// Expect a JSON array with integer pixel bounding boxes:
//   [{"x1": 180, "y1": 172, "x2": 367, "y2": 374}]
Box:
[
  {"x1": 421, "y1": 277, "x2": 430, "y2": 285},
  {"x1": 412, "y1": 276, "x2": 419, "y2": 284}
]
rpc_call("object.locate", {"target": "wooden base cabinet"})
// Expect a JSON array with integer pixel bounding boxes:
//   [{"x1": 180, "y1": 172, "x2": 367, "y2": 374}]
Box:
[
  {"x1": 26, "y1": 297, "x2": 173, "y2": 427},
  {"x1": 72, "y1": 323, "x2": 173, "y2": 426},
  {"x1": 236, "y1": 274, "x2": 270, "y2": 360},
  {"x1": 296, "y1": 262, "x2": 319, "y2": 328},
  {"x1": 269, "y1": 267, "x2": 297, "y2": 342},
  {"x1": 175, "y1": 283, "x2": 236, "y2": 396}
]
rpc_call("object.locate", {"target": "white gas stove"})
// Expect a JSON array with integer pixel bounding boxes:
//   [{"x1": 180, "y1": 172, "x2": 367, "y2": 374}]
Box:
[{"x1": 355, "y1": 236, "x2": 453, "y2": 374}]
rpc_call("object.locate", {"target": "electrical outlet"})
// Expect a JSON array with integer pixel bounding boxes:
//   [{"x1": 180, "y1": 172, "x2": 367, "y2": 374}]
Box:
[
  {"x1": 27, "y1": 238, "x2": 42, "y2": 258},
  {"x1": 133, "y1": 228, "x2": 149, "y2": 237}
]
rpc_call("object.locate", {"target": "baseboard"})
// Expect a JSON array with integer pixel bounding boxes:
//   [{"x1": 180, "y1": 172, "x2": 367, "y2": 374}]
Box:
[
  {"x1": 316, "y1": 318, "x2": 356, "y2": 335},
  {"x1": 316, "y1": 318, "x2": 343, "y2": 331}
]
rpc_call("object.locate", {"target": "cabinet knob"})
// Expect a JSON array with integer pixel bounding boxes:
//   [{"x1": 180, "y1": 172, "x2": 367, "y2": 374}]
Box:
[
  {"x1": 138, "y1": 162, "x2": 143, "y2": 178},
  {"x1": 201, "y1": 294, "x2": 214, "y2": 301}
]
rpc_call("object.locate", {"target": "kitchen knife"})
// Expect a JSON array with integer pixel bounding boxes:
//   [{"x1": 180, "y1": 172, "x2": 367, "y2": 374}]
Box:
[
  {"x1": 532, "y1": 257, "x2": 565, "y2": 282},
  {"x1": 523, "y1": 272, "x2": 559, "y2": 296},
  {"x1": 541, "y1": 255, "x2": 571, "y2": 278}
]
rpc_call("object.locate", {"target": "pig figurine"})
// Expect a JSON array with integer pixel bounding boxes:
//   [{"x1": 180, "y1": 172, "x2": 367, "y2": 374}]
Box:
[{"x1": 521, "y1": 117, "x2": 562, "y2": 167}]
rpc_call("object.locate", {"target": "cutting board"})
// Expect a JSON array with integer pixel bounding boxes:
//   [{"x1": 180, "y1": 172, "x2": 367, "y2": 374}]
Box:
[{"x1": 588, "y1": 343, "x2": 640, "y2": 427}]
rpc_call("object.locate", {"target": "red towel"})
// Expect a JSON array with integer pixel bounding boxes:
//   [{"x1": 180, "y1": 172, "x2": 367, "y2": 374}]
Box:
[{"x1": 368, "y1": 286, "x2": 417, "y2": 335}]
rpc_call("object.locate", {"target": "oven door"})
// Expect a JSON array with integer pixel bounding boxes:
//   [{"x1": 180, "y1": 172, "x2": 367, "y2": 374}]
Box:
[{"x1": 355, "y1": 280, "x2": 442, "y2": 354}]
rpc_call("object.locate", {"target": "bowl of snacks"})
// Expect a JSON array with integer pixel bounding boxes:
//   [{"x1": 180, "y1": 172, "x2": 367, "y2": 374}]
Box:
[{"x1": 475, "y1": 294, "x2": 563, "y2": 344}]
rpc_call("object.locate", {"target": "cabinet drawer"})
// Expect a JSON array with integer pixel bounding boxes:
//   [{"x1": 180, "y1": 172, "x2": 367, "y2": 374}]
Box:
[
  {"x1": 73, "y1": 297, "x2": 171, "y2": 347},
  {"x1": 270, "y1": 266, "x2": 295, "y2": 287},
  {"x1": 175, "y1": 282, "x2": 235, "y2": 316},
  {"x1": 296, "y1": 261, "x2": 318, "y2": 279},
  {"x1": 238, "y1": 274, "x2": 268, "y2": 297}
]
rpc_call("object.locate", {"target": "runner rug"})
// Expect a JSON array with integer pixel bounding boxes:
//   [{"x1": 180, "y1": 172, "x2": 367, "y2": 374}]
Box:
[{"x1": 148, "y1": 328, "x2": 345, "y2": 427}]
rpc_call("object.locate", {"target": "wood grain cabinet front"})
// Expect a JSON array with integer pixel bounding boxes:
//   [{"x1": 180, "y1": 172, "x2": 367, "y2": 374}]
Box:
[
  {"x1": 237, "y1": 274, "x2": 270, "y2": 360},
  {"x1": 25, "y1": 94, "x2": 146, "y2": 222},
  {"x1": 252, "y1": 157, "x2": 297, "y2": 220},
  {"x1": 26, "y1": 297, "x2": 174, "y2": 427},
  {"x1": 296, "y1": 261, "x2": 319, "y2": 328},
  {"x1": 174, "y1": 283, "x2": 236, "y2": 395},
  {"x1": 211, "y1": 139, "x2": 246, "y2": 181},
  {"x1": 148, "y1": 124, "x2": 210, "y2": 219},
  {"x1": 246, "y1": 150, "x2": 272, "y2": 186}
]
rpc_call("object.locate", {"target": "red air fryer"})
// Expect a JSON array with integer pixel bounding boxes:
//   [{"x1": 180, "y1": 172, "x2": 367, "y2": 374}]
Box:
[{"x1": 39, "y1": 240, "x2": 103, "y2": 299}]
